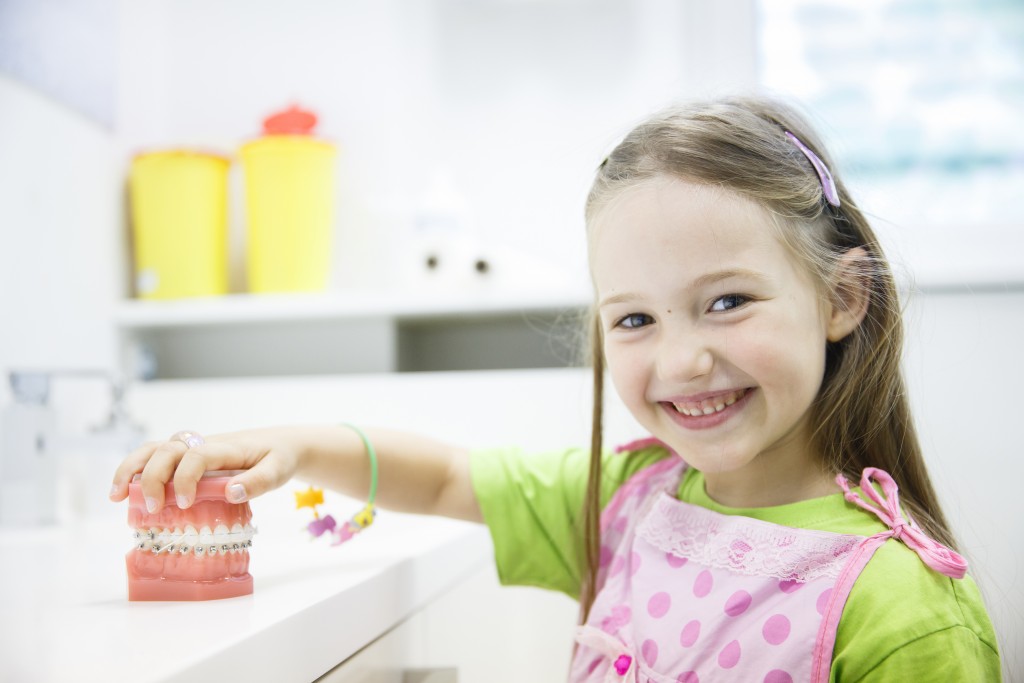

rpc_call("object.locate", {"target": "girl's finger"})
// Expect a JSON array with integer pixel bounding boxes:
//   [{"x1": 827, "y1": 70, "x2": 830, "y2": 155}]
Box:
[
  {"x1": 225, "y1": 450, "x2": 297, "y2": 504},
  {"x1": 172, "y1": 442, "x2": 261, "y2": 509},
  {"x1": 139, "y1": 441, "x2": 189, "y2": 513},
  {"x1": 109, "y1": 441, "x2": 161, "y2": 502}
]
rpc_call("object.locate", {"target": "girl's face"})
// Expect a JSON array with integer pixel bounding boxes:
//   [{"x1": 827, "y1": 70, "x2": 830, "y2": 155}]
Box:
[{"x1": 590, "y1": 177, "x2": 838, "y2": 505}]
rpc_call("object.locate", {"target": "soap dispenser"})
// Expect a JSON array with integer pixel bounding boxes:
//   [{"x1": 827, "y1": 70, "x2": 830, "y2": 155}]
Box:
[{"x1": 0, "y1": 372, "x2": 58, "y2": 526}]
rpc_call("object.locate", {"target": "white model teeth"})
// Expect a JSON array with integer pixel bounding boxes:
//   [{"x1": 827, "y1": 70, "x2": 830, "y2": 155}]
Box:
[{"x1": 672, "y1": 389, "x2": 747, "y2": 416}]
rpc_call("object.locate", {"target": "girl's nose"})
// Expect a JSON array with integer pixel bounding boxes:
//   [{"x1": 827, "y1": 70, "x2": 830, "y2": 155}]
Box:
[{"x1": 655, "y1": 332, "x2": 714, "y2": 383}]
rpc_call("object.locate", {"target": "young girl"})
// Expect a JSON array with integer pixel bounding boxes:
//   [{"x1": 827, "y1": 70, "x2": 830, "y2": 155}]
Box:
[{"x1": 110, "y1": 95, "x2": 1001, "y2": 681}]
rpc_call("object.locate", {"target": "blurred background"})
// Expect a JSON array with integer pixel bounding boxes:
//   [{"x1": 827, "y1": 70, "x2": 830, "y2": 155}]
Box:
[
  {"x1": 2, "y1": 0, "x2": 1022, "y2": 376},
  {"x1": 0, "y1": 0, "x2": 1021, "y2": 680},
  {"x1": 2, "y1": 0, "x2": 1019, "y2": 371}
]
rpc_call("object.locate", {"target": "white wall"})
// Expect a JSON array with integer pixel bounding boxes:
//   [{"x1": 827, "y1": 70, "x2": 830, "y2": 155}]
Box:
[
  {"x1": 0, "y1": 75, "x2": 122, "y2": 389},
  {"x1": 903, "y1": 290, "x2": 1024, "y2": 678}
]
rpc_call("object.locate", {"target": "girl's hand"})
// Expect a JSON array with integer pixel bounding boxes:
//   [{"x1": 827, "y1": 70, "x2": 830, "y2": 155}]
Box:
[{"x1": 108, "y1": 430, "x2": 301, "y2": 512}]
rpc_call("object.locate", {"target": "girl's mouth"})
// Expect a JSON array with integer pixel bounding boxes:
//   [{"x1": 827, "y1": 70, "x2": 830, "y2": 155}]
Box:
[{"x1": 661, "y1": 388, "x2": 753, "y2": 429}]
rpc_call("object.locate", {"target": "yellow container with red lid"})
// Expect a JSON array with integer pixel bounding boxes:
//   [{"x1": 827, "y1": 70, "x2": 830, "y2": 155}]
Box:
[
  {"x1": 240, "y1": 105, "x2": 337, "y2": 293},
  {"x1": 128, "y1": 150, "x2": 230, "y2": 299}
]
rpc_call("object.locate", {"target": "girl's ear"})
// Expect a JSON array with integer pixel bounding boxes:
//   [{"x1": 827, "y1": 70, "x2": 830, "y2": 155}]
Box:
[{"x1": 826, "y1": 247, "x2": 871, "y2": 342}]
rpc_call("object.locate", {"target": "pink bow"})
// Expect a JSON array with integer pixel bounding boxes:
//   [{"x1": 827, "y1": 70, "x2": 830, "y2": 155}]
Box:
[{"x1": 836, "y1": 468, "x2": 967, "y2": 579}]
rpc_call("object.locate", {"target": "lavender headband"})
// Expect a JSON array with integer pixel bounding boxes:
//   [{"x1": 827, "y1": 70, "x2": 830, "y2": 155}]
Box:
[{"x1": 784, "y1": 131, "x2": 840, "y2": 208}]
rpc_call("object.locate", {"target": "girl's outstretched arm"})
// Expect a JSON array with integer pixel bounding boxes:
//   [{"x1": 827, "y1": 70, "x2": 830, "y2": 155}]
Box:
[{"x1": 108, "y1": 425, "x2": 483, "y2": 523}]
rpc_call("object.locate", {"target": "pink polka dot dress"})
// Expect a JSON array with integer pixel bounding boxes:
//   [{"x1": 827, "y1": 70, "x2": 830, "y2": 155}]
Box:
[{"x1": 569, "y1": 442, "x2": 968, "y2": 683}]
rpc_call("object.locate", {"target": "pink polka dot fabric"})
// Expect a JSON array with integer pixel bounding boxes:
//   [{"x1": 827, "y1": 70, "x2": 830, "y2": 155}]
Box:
[{"x1": 569, "y1": 456, "x2": 868, "y2": 683}]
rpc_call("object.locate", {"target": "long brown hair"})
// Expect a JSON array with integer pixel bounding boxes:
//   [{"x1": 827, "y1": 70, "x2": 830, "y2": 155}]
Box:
[{"x1": 577, "y1": 95, "x2": 957, "y2": 621}]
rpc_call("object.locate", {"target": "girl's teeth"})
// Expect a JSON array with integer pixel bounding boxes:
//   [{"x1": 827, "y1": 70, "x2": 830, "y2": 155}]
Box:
[{"x1": 673, "y1": 389, "x2": 746, "y2": 416}]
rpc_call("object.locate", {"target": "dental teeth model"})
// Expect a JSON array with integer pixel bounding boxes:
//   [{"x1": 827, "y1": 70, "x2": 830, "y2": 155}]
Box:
[{"x1": 126, "y1": 472, "x2": 255, "y2": 601}]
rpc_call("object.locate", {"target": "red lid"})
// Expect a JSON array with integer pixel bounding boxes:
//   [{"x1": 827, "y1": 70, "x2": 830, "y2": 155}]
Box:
[{"x1": 262, "y1": 104, "x2": 318, "y2": 135}]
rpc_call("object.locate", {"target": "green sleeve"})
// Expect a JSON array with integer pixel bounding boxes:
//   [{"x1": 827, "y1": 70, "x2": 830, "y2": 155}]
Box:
[
  {"x1": 469, "y1": 444, "x2": 668, "y2": 600},
  {"x1": 843, "y1": 626, "x2": 1000, "y2": 682},
  {"x1": 830, "y1": 541, "x2": 1002, "y2": 681}
]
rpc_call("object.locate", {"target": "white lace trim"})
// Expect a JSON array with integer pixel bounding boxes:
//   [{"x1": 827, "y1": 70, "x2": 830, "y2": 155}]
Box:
[{"x1": 635, "y1": 493, "x2": 864, "y2": 582}]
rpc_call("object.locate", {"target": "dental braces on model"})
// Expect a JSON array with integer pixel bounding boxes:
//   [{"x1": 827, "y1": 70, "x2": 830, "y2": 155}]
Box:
[
  {"x1": 130, "y1": 523, "x2": 257, "y2": 557},
  {"x1": 126, "y1": 463, "x2": 255, "y2": 601}
]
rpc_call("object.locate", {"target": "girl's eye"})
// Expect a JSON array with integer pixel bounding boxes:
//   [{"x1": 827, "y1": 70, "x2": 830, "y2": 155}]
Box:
[
  {"x1": 709, "y1": 294, "x2": 750, "y2": 312},
  {"x1": 616, "y1": 313, "x2": 653, "y2": 329}
]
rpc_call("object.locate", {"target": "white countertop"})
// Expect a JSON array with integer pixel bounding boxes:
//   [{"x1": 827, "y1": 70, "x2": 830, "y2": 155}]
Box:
[{"x1": 0, "y1": 487, "x2": 491, "y2": 683}]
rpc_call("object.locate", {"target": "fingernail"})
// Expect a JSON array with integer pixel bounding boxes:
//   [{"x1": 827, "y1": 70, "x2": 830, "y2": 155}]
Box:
[
  {"x1": 176, "y1": 494, "x2": 190, "y2": 509},
  {"x1": 109, "y1": 484, "x2": 119, "y2": 500},
  {"x1": 145, "y1": 496, "x2": 158, "y2": 513},
  {"x1": 226, "y1": 483, "x2": 247, "y2": 503}
]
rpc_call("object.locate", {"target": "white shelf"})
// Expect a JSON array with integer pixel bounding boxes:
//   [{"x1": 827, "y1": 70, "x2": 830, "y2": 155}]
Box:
[
  {"x1": 114, "y1": 287, "x2": 592, "y2": 329},
  {"x1": 114, "y1": 287, "x2": 593, "y2": 378}
]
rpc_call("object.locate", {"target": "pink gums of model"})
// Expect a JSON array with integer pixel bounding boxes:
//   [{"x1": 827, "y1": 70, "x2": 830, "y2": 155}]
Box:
[{"x1": 126, "y1": 472, "x2": 254, "y2": 601}]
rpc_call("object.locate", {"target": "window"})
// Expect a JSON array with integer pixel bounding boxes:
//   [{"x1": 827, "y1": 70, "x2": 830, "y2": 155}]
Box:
[{"x1": 757, "y1": 0, "x2": 1024, "y2": 284}]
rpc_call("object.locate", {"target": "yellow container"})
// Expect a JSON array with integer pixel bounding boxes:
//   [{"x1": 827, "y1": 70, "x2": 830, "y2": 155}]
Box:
[
  {"x1": 129, "y1": 151, "x2": 230, "y2": 299},
  {"x1": 240, "y1": 135, "x2": 337, "y2": 293}
]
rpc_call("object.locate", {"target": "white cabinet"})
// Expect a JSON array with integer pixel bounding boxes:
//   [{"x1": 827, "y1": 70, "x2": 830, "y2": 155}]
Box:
[
  {"x1": 115, "y1": 290, "x2": 589, "y2": 379},
  {"x1": 316, "y1": 565, "x2": 578, "y2": 683},
  {"x1": 314, "y1": 613, "x2": 454, "y2": 683}
]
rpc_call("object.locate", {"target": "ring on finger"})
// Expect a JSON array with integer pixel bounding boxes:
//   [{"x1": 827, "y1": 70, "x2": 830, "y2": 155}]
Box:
[{"x1": 170, "y1": 430, "x2": 205, "y2": 449}]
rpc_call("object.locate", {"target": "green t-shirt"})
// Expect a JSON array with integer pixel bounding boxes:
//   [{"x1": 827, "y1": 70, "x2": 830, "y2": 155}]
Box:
[{"x1": 470, "y1": 444, "x2": 1001, "y2": 682}]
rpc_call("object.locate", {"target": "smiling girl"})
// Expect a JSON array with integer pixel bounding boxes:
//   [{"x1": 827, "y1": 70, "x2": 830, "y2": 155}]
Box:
[{"x1": 112, "y1": 95, "x2": 1000, "y2": 681}]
